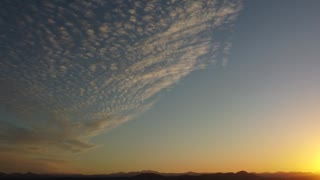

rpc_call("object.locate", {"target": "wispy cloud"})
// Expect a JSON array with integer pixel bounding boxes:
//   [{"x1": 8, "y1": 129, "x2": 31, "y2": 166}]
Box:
[{"x1": 0, "y1": 0, "x2": 242, "y2": 166}]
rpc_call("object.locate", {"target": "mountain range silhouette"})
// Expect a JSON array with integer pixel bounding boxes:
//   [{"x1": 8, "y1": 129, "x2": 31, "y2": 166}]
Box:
[{"x1": 1, "y1": 170, "x2": 319, "y2": 179}]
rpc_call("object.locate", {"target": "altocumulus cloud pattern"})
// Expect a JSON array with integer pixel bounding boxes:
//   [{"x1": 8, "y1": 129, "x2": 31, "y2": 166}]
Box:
[{"x1": 0, "y1": 0, "x2": 241, "y2": 154}]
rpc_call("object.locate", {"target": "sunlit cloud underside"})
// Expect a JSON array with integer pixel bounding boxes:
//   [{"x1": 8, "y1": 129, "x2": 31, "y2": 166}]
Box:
[{"x1": 0, "y1": 0, "x2": 241, "y2": 156}]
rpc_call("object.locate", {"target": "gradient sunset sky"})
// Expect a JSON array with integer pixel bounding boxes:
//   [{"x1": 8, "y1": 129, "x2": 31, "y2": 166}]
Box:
[{"x1": 1, "y1": 0, "x2": 320, "y2": 174}]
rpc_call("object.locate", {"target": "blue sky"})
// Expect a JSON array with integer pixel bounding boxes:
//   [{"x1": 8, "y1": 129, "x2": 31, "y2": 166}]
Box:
[{"x1": 85, "y1": 0, "x2": 320, "y2": 173}]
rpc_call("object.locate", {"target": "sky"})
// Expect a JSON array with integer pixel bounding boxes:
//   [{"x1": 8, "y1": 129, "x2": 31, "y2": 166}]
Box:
[{"x1": 1, "y1": 0, "x2": 320, "y2": 174}]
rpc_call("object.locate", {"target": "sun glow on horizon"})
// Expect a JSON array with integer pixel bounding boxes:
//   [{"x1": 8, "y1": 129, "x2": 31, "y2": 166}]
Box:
[{"x1": 310, "y1": 152, "x2": 320, "y2": 173}]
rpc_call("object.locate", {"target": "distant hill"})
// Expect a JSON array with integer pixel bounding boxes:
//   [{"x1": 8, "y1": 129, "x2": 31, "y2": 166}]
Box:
[
  {"x1": 132, "y1": 173, "x2": 164, "y2": 180},
  {"x1": 1, "y1": 171, "x2": 319, "y2": 179},
  {"x1": 259, "y1": 172, "x2": 319, "y2": 179},
  {"x1": 106, "y1": 170, "x2": 162, "y2": 177}
]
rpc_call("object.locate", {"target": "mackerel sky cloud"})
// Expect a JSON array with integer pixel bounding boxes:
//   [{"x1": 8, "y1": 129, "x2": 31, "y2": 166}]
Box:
[{"x1": 0, "y1": 0, "x2": 242, "y2": 162}]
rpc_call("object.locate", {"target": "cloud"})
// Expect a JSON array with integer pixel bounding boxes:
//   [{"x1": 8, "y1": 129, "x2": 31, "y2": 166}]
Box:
[{"x1": 0, "y1": 0, "x2": 242, "y2": 166}]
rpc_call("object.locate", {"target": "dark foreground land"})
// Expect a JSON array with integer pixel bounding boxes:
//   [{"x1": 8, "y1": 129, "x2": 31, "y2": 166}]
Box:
[{"x1": 1, "y1": 171, "x2": 319, "y2": 179}]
